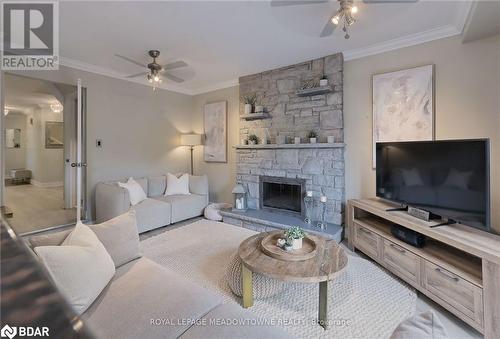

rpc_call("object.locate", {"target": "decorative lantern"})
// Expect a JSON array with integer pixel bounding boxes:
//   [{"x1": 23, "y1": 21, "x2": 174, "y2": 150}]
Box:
[{"x1": 232, "y1": 183, "x2": 247, "y2": 212}]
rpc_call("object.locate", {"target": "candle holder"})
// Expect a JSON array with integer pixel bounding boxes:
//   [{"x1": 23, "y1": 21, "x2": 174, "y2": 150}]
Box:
[
  {"x1": 304, "y1": 191, "x2": 314, "y2": 225},
  {"x1": 317, "y1": 196, "x2": 327, "y2": 231}
]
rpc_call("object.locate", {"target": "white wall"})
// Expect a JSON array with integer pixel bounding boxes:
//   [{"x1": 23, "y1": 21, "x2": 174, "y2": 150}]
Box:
[
  {"x1": 4, "y1": 113, "x2": 27, "y2": 175},
  {"x1": 344, "y1": 34, "x2": 500, "y2": 233},
  {"x1": 12, "y1": 65, "x2": 194, "y2": 219},
  {"x1": 192, "y1": 86, "x2": 239, "y2": 203}
]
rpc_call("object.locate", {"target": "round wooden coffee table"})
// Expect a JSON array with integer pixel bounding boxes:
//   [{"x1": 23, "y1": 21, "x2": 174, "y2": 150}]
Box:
[{"x1": 238, "y1": 231, "x2": 348, "y2": 329}]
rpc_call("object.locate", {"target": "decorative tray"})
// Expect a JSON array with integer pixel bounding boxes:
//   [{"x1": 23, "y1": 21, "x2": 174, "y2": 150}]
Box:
[{"x1": 260, "y1": 231, "x2": 317, "y2": 261}]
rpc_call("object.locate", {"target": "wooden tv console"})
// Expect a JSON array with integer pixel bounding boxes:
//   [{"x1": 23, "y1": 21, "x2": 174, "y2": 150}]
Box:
[{"x1": 347, "y1": 198, "x2": 500, "y2": 338}]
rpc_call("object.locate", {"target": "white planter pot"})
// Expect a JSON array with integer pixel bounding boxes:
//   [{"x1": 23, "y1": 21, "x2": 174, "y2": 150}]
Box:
[
  {"x1": 248, "y1": 140, "x2": 256, "y2": 145},
  {"x1": 255, "y1": 105, "x2": 264, "y2": 113},
  {"x1": 310, "y1": 137, "x2": 317, "y2": 144},
  {"x1": 294, "y1": 137, "x2": 301, "y2": 144},
  {"x1": 327, "y1": 136, "x2": 335, "y2": 143},
  {"x1": 320, "y1": 79, "x2": 328, "y2": 86},
  {"x1": 291, "y1": 238, "x2": 303, "y2": 250},
  {"x1": 244, "y1": 104, "x2": 252, "y2": 114}
]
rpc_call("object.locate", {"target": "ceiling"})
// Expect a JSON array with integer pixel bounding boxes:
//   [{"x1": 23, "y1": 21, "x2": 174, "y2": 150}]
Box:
[
  {"x1": 58, "y1": 1, "x2": 473, "y2": 95},
  {"x1": 4, "y1": 74, "x2": 76, "y2": 114}
]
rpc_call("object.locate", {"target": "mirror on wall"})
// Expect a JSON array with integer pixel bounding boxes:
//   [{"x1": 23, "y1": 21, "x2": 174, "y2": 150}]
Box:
[
  {"x1": 45, "y1": 121, "x2": 63, "y2": 149},
  {"x1": 5, "y1": 129, "x2": 21, "y2": 148}
]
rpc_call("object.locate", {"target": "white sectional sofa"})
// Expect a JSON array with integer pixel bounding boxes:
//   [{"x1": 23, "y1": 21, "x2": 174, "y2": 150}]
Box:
[{"x1": 95, "y1": 174, "x2": 209, "y2": 233}]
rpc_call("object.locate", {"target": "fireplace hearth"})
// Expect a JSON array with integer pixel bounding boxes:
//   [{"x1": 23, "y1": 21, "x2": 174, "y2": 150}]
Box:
[{"x1": 259, "y1": 176, "x2": 305, "y2": 216}]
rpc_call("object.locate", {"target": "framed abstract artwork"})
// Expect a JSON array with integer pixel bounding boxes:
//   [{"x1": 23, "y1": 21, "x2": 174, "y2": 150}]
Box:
[
  {"x1": 204, "y1": 101, "x2": 227, "y2": 163},
  {"x1": 372, "y1": 64, "x2": 434, "y2": 167}
]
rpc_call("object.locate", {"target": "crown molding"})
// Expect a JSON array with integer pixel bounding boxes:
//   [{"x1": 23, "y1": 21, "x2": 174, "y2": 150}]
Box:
[
  {"x1": 454, "y1": 0, "x2": 475, "y2": 35},
  {"x1": 59, "y1": 57, "x2": 195, "y2": 95},
  {"x1": 343, "y1": 25, "x2": 461, "y2": 61},
  {"x1": 190, "y1": 79, "x2": 239, "y2": 96}
]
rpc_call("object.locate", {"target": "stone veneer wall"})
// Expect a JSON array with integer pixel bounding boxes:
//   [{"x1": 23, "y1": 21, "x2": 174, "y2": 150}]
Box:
[
  {"x1": 236, "y1": 53, "x2": 345, "y2": 225},
  {"x1": 239, "y1": 53, "x2": 343, "y2": 143}
]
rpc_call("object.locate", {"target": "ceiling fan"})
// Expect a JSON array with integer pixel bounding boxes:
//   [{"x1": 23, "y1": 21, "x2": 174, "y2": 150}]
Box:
[
  {"x1": 271, "y1": 0, "x2": 418, "y2": 39},
  {"x1": 115, "y1": 50, "x2": 189, "y2": 90}
]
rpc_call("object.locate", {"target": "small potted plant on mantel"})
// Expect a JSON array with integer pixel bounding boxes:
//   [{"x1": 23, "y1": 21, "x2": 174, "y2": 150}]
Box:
[
  {"x1": 247, "y1": 134, "x2": 259, "y2": 145},
  {"x1": 285, "y1": 226, "x2": 306, "y2": 250},
  {"x1": 319, "y1": 75, "x2": 328, "y2": 87},
  {"x1": 242, "y1": 94, "x2": 257, "y2": 114},
  {"x1": 308, "y1": 130, "x2": 317, "y2": 144}
]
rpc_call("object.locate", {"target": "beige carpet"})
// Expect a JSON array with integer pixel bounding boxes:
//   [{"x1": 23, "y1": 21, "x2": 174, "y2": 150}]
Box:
[{"x1": 141, "y1": 219, "x2": 417, "y2": 339}]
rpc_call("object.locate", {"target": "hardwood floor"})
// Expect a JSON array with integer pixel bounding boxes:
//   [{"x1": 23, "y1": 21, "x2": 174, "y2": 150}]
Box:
[{"x1": 4, "y1": 185, "x2": 76, "y2": 235}]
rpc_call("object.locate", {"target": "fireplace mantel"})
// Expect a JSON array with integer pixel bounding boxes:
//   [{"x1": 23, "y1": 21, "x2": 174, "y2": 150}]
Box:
[{"x1": 233, "y1": 143, "x2": 345, "y2": 150}]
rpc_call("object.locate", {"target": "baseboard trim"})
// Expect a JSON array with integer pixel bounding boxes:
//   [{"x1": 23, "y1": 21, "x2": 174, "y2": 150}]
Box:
[{"x1": 31, "y1": 180, "x2": 63, "y2": 188}]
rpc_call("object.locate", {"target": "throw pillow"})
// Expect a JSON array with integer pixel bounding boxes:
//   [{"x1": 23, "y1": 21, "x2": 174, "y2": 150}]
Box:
[
  {"x1": 164, "y1": 173, "x2": 190, "y2": 195},
  {"x1": 401, "y1": 168, "x2": 425, "y2": 186},
  {"x1": 118, "y1": 177, "x2": 147, "y2": 205},
  {"x1": 442, "y1": 168, "x2": 473, "y2": 190},
  {"x1": 390, "y1": 311, "x2": 448, "y2": 339},
  {"x1": 89, "y1": 210, "x2": 141, "y2": 268},
  {"x1": 34, "y1": 223, "x2": 116, "y2": 315}
]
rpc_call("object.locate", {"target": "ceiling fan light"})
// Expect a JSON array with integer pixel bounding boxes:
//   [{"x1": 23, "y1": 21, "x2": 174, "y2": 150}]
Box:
[
  {"x1": 154, "y1": 75, "x2": 160, "y2": 82},
  {"x1": 351, "y1": 6, "x2": 358, "y2": 14},
  {"x1": 331, "y1": 15, "x2": 340, "y2": 25},
  {"x1": 50, "y1": 102, "x2": 63, "y2": 113}
]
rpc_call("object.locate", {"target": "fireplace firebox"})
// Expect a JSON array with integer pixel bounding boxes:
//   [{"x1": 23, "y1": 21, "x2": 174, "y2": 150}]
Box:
[{"x1": 259, "y1": 176, "x2": 306, "y2": 216}]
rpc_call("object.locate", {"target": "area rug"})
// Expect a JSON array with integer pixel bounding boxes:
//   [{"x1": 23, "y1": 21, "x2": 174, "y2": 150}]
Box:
[{"x1": 141, "y1": 219, "x2": 416, "y2": 339}]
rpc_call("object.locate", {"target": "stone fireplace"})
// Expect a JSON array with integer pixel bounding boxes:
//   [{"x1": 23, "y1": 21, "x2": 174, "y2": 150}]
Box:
[
  {"x1": 235, "y1": 53, "x2": 345, "y2": 226},
  {"x1": 260, "y1": 176, "x2": 305, "y2": 216}
]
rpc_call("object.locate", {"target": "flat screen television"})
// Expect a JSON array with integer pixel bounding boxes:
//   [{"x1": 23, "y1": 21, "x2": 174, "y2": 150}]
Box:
[{"x1": 376, "y1": 139, "x2": 490, "y2": 232}]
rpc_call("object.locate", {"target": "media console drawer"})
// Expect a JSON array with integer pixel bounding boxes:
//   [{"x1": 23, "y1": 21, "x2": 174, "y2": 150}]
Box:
[
  {"x1": 382, "y1": 239, "x2": 420, "y2": 285},
  {"x1": 424, "y1": 261, "x2": 483, "y2": 327},
  {"x1": 354, "y1": 223, "x2": 380, "y2": 259}
]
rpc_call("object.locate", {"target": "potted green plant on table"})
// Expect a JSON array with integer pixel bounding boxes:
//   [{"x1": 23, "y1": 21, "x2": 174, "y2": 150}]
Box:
[{"x1": 285, "y1": 226, "x2": 306, "y2": 250}]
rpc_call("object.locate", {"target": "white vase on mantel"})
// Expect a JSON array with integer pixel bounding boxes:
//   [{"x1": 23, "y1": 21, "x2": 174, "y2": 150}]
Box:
[
  {"x1": 244, "y1": 104, "x2": 252, "y2": 114},
  {"x1": 310, "y1": 137, "x2": 317, "y2": 144},
  {"x1": 291, "y1": 238, "x2": 303, "y2": 250}
]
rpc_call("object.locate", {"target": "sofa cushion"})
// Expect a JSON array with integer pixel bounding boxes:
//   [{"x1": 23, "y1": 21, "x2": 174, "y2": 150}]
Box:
[
  {"x1": 83, "y1": 258, "x2": 222, "y2": 339},
  {"x1": 29, "y1": 229, "x2": 71, "y2": 248},
  {"x1": 189, "y1": 174, "x2": 209, "y2": 195},
  {"x1": 165, "y1": 173, "x2": 190, "y2": 196},
  {"x1": 132, "y1": 198, "x2": 171, "y2": 233},
  {"x1": 89, "y1": 211, "x2": 141, "y2": 268},
  {"x1": 154, "y1": 194, "x2": 207, "y2": 224},
  {"x1": 179, "y1": 303, "x2": 291, "y2": 339},
  {"x1": 118, "y1": 177, "x2": 147, "y2": 206},
  {"x1": 35, "y1": 223, "x2": 116, "y2": 315},
  {"x1": 148, "y1": 175, "x2": 167, "y2": 197}
]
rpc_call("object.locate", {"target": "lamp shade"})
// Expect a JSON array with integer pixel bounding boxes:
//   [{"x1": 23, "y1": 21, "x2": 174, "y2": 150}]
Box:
[{"x1": 180, "y1": 134, "x2": 202, "y2": 146}]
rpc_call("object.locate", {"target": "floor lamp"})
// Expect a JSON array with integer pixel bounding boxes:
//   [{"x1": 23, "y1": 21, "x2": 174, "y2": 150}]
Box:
[{"x1": 180, "y1": 134, "x2": 202, "y2": 175}]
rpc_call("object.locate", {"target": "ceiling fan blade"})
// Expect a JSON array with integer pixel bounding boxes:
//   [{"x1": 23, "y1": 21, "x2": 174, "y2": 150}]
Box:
[
  {"x1": 163, "y1": 60, "x2": 188, "y2": 70},
  {"x1": 363, "y1": 0, "x2": 418, "y2": 3},
  {"x1": 271, "y1": 0, "x2": 328, "y2": 7},
  {"x1": 164, "y1": 73, "x2": 185, "y2": 83},
  {"x1": 125, "y1": 71, "x2": 147, "y2": 78},
  {"x1": 319, "y1": 18, "x2": 336, "y2": 37},
  {"x1": 115, "y1": 54, "x2": 147, "y2": 68}
]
